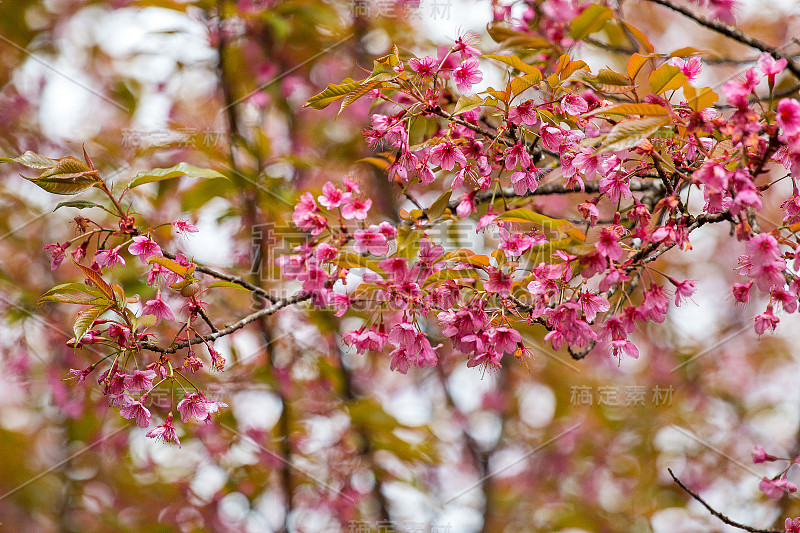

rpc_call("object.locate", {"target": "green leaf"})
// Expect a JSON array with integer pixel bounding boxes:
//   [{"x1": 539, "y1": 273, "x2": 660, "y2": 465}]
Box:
[
  {"x1": 487, "y1": 24, "x2": 552, "y2": 49},
  {"x1": 427, "y1": 190, "x2": 452, "y2": 219},
  {"x1": 684, "y1": 85, "x2": 719, "y2": 111},
  {"x1": 333, "y1": 253, "x2": 381, "y2": 272},
  {"x1": 589, "y1": 103, "x2": 669, "y2": 116},
  {"x1": 452, "y1": 94, "x2": 486, "y2": 115},
  {"x1": 649, "y1": 64, "x2": 688, "y2": 95},
  {"x1": 128, "y1": 163, "x2": 227, "y2": 189},
  {"x1": 571, "y1": 69, "x2": 636, "y2": 94},
  {"x1": 508, "y1": 74, "x2": 542, "y2": 96},
  {"x1": 339, "y1": 80, "x2": 387, "y2": 115},
  {"x1": 598, "y1": 117, "x2": 669, "y2": 153},
  {"x1": 0, "y1": 150, "x2": 59, "y2": 169},
  {"x1": 423, "y1": 268, "x2": 479, "y2": 288},
  {"x1": 74, "y1": 262, "x2": 115, "y2": 302},
  {"x1": 39, "y1": 156, "x2": 91, "y2": 177},
  {"x1": 42, "y1": 282, "x2": 104, "y2": 298},
  {"x1": 304, "y1": 78, "x2": 361, "y2": 109},
  {"x1": 670, "y1": 46, "x2": 717, "y2": 58},
  {"x1": 208, "y1": 281, "x2": 253, "y2": 291},
  {"x1": 627, "y1": 53, "x2": 659, "y2": 80},
  {"x1": 570, "y1": 4, "x2": 613, "y2": 41},
  {"x1": 498, "y1": 208, "x2": 585, "y2": 241},
  {"x1": 39, "y1": 293, "x2": 107, "y2": 305},
  {"x1": 24, "y1": 174, "x2": 98, "y2": 195},
  {"x1": 621, "y1": 21, "x2": 654, "y2": 53},
  {"x1": 482, "y1": 54, "x2": 542, "y2": 77},
  {"x1": 73, "y1": 305, "x2": 107, "y2": 342},
  {"x1": 54, "y1": 200, "x2": 103, "y2": 211},
  {"x1": 147, "y1": 256, "x2": 191, "y2": 278},
  {"x1": 135, "y1": 314, "x2": 157, "y2": 330}
]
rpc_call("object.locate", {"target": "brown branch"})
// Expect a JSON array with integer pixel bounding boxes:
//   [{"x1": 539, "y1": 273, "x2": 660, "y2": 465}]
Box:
[
  {"x1": 644, "y1": 0, "x2": 800, "y2": 80},
  {"x1": 139, "y1": 291, "x2": 310, "y2": 353},
  {"x1": 583, "y1": 37, "x2": 800, "y2": 65},
  {"x1": 668, "y1": 468, "x2": 783, "y2": 533},
  {"x1": 162, "y1": 250, "x2": 278, "y2": 304}
]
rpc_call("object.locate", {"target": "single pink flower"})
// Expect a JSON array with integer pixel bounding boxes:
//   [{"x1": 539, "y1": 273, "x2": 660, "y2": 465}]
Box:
[
  {"x1": 409, "y1": 56, "x2": 437, "y2": 80},
  {"x1": 759, "y1": 476, "x2": 797, "y2": 500},
  {"x1": 128, "y1": 236, "x2": 162, "y2": 263},
  {"x1": 452, "y1": 57, "x2": 483, "y2": 93},
  {"x1": 146, "y1": 413, "x2": 181, "y2": 447},
  {"x1": 172, "y1": 220, "x2": 198, "y2": 235},
  {"x1": 561, "y1": 93, "x2": 588, "y2": 116},
  {"x1": 124, "y1": 369, "x2": 157, "y2": 394},
  {"x1": 777, "y1": 98, "x2": 800, "y2": 136},
  {"x1": 141, "y1": 291, "x2": 175, "y2": 325},
  {"x1": 353, "y1": 226, "x2": 389, "y2": 255},
  {"x1": 341, "y1": 197, "x2": 372, "y2": 220},
  {"x1": 485, "y1": 267, "x2": 513, "y2": 297},
  {"x1": 95, "y1": 246, "x2": 126, "y2": 268},
  {"x1": 430, "y1": 141, "x2": 467, "y2": 171},
  {"x1": 671, "y1": 57, "x2": 703, "y2": 83},
  {"x1": 120, "y1": 396, "x2": 151, "y2": 428},
  {"x1": 318, "y1": 181, "x2": 350, "y2": 209},
  {"x1": 43, "y1": 241, "x2": 70, "y2": 270}
]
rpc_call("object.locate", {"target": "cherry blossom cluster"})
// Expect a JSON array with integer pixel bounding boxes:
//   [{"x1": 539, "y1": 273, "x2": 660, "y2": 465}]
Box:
[{"x1": 42, "y1": 198, "x2": 226, "y2": 446}]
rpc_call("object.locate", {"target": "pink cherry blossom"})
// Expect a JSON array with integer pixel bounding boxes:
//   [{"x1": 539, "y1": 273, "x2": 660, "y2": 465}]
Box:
[
  {"x1": 353, "y1": 225, "x2": 390, "y2": 255},
  {"x1": 452, "y1": 57, "x2": 483, "y2": 93},
  {"x1": 341, "y1": 197, "x2": 372, "y2": 220},
  {"x1": 430, "y1": 141, "x2": 467, "y2": 171},
  {"x1": 128, "y1": 236, "x2": 162, "y2": 263},
  {"x1": 777, "y1": 98, "x2": 800, "y2": 136},
  {"x1": 759, "y1": 476, "x2": 797, "y2": 500},
  {"x1": 318, "y1": 181, "x2": 350, "y2": 209},
  {"x1": 120, "y1": 396, "x2": 151, "y2": 428},
  {"x1": 751, "y1": 445, "x2": 777, "y2": 464},
  {"x1": 758, "y1": 52, "x2": 787, "y2": 79},
  {"x1": 671, "y1": 57, "x2": 702, "y2": 83},
  {"x1": 94, "y1": 246, "x2": 126, "y2": 268},
  {"x1": 510, "y1": 167, "x2": 540, "y2": 195},
  {"x1": 146, "y1": 413, "x2": 180, "y2": 447},
  {"x1": 172, "y1": 219, "x2": 198, "y2": 235},
  {"x1": 124, "y1": 369, "x2": 156, "y2": 394},
  {"x1": 141, "y1": 291, "x2": 175, "y2": 325},
  {"x1": 485, "y1": 267, "x2": 513, "y2": 297},
  {"x1": 409, "y1": 56, "x2": 437, "y2": 80},
  {"x1": 43, "y1": 241, "x2": 70, "y2": 270},
  {"x1": 561, "y1": 93, "x2": 588, "y2": 116}
]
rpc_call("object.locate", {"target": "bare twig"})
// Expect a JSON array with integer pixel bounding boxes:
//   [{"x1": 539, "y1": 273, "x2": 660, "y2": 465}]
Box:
[
  {"x1": 667, "y1": 468, "x2": 783, "y2": 533},
  {"x1": 139, "y1": 291, "x2": 310, "y2": 353},
  {"x1": 645, "y1": 0, "x2": 800, "y2": 80}
]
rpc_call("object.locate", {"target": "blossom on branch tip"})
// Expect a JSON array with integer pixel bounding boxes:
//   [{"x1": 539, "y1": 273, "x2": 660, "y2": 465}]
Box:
[
  {"x1": 453, "y1": 57, "x2": 483, "y2": 93},
  {"x1": 759, "y1": 476, "x2": 797, "y2": 500},
  {"x1": 341, "y1": 196, "x2": 372, "y2": 220},
  {"x1": 671, "y1": 57, "x2": 702, "y2": 83},
  {"x1": 128, "y1": 236, "x2": 162, "y2": 263},
  {"x1": 141, "y1": 291, "x2": 175, "y2": 325},
  {"x1": 171, "y1": 220, "x2": 198, "y2": 235},
  {"x1": 94, "y1": 246, "x2": 125, "y2": 268},
  {"x1": 43, "y1": 241, "x2": 70, "y2": 270},
  {"x1": 120, "y1": 395, "x2": 151, "y2": 428},
  {"x1": 146, "y1": 413, "x2": 180, "y2": 447}
]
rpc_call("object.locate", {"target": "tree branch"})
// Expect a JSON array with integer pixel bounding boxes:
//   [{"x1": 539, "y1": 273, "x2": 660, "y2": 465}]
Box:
[
  {"x1": 667, "y1": 468, "x2": 783, "y2": 533},
  {"x1": 644, "y1": 0, "x2": 800, "y2": 80},
  {"x1": 139, "y1": 291, "x2": 310, "y2": 353}
]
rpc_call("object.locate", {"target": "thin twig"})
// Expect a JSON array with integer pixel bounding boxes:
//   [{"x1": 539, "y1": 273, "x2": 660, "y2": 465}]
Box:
[
  {"x1": 139, "y1": 291, "x2": 310, "y2": 353},
  {"x1": 645, "y1": 0, "x2": 800, "y2": 80},
  {"x1": 667, "y1": 468, "x2": 783, "y2": 533}
]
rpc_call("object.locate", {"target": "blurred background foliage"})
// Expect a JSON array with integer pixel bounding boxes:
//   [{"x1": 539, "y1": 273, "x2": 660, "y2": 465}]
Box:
[{"x1": 0, "y1": 0, "x2": 800, "y2": 532}]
